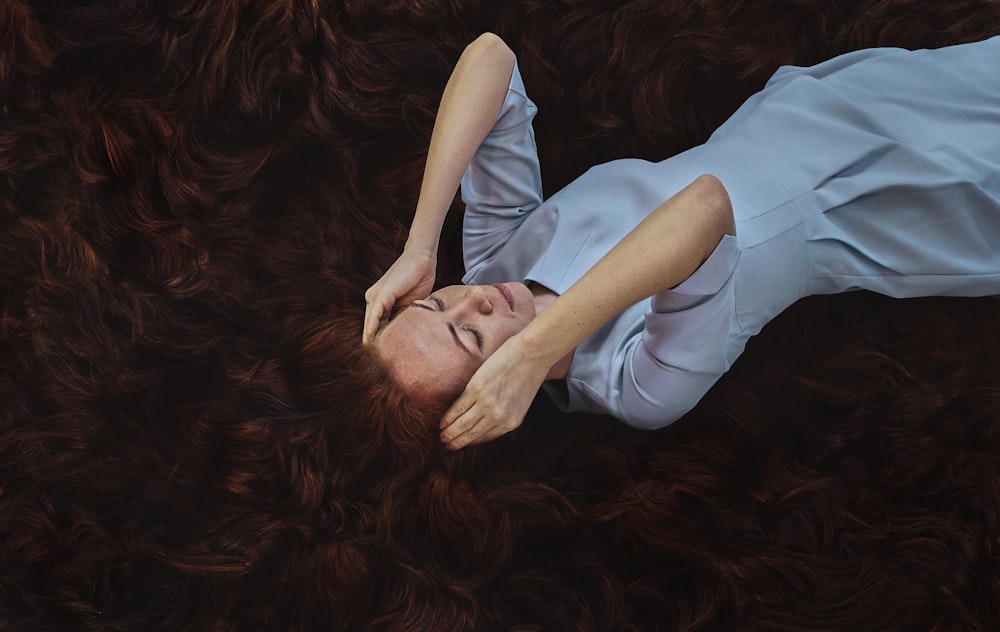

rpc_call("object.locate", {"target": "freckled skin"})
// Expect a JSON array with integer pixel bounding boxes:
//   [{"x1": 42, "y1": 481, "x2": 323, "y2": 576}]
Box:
[{"x1": 376, "y1": 282, "x2": 536, "y2": 398}]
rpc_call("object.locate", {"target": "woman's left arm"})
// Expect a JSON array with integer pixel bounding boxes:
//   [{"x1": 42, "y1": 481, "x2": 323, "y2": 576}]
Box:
[
  {"x1": 363, "y1": 33, "x2": 516, "y2": 342},
  {"x1": 440, "y1": 174, "x2": 735, "y2": 449}
]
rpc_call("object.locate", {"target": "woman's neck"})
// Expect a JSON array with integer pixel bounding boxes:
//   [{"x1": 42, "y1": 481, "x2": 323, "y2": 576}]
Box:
[{"x1": 529, "y1": 282, "x2": 573, "y2": 380}]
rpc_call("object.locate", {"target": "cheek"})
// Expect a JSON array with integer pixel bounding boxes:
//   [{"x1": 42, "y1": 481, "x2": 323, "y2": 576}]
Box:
[
  {"x1": 491, "y1": 317, "x2": 528, "y2": 349},
  {"x1": 412, "y1": 356, "x2": 480, "y2": 403},
  {"x1": 443, "y1": 360, "x2": 481, "y2": 398}
]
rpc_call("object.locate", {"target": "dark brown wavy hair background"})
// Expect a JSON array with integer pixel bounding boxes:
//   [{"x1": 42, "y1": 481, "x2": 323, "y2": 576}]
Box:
[{"x1": 2, "y1": 1, "x2": 1000, "y2": 630}]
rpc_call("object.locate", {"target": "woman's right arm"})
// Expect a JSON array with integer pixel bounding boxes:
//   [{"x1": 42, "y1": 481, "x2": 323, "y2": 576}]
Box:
[
  {"x1": 363, "y1": 33, "x2": 516, "y2": 342},
  {"x1": 440, "y1": 175, "x2": 736, "y2": 448}
]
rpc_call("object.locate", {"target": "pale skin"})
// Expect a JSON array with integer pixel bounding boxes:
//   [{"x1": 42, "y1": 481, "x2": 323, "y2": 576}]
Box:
[
  {"x1": 364, "y1": 33, "x2": 735, "y2": 450},
  {"x1": 374, "y1": 281, "x2": 570, "y2": 400}
]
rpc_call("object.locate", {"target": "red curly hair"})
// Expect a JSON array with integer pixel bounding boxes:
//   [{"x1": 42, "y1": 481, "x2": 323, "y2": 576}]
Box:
[{"x1": 3, "y1": 0, "x2": 1000, "y2": 629}]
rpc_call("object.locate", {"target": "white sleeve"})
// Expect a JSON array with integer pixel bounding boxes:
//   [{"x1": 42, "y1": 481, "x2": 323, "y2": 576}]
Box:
[
  {"x1": 616, "y1": 234, "x2": 742, "y2": 429},
  {"x1": 461, "y1": 60, "x2": 544, "y2": 273}
]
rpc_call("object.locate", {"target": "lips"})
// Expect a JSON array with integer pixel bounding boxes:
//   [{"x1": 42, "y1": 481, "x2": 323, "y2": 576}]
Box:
[{"x1": 492, "y1": 283, "x2": 514, "y2": 309}]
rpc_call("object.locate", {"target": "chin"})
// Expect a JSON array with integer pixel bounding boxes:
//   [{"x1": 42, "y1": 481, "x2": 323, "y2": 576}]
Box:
[{"x1": 510, "y1": 281, "x2": 536, "y2": 316}]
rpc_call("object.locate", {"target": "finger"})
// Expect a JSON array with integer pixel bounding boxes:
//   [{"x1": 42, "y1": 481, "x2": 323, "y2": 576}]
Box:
[
  {"x1": 444, "y1": 411, "x2": 498, "y2": 450},
  {"x1": 444, "y1": 418, "x2": 485, "y2": 450},
  {"x1": 362, "y1": 304, "x2": 382, "y2": 342},
  {"x1": 440, "y1": 414, "x2": 478, "y2": 444},
  {"x1": 395, "y1": 292, "x2": 418, "y2": 309},
  {"x1": 465, "y1": 424, "x2": 512, "y2": 447},
  {"x1": 440, "y1": 394, "x2": 475, "y2": 430},
  {"x1": 363, "y1": 292, "x2": 397, "y2": 342},
  {"x1": 440, "y1": 407, "x2": 482, "y2": 445}
]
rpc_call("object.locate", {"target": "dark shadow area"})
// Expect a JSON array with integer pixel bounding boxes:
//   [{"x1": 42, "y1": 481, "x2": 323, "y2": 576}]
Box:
[{"x1": 1, "y1": 1, "x2": 999, "y2": 629}]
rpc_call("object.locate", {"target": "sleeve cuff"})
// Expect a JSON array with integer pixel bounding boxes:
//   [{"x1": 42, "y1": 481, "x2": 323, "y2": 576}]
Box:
[{"x1": 667, "y1": 233, "x2": 740, "y2": 297}]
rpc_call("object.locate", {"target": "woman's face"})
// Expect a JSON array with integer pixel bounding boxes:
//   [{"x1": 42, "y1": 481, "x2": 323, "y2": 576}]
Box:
[{"x1": 375, "y1": 282, "x2": 536, "y2": 399}]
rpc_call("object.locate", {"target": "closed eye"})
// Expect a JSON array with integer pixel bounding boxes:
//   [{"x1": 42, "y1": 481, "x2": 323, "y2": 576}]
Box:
[
  {"x1": 430, "y1": 294, "x2": 483, "y2": 351},
  {"x1": 461, "y1": 324, "x2": 484, "y2": 350}
]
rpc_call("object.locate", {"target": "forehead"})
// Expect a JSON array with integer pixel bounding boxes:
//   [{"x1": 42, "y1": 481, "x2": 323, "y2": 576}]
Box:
[
  {"x1": 377, "y1": 305, "x2": 476, "y2": 378},
  {"x1": 379, "y1": 305, "x2": 446, "y2": 352}
]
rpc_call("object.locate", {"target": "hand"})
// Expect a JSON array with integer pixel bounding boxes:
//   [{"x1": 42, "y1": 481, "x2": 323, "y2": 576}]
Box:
[
  {"x1": 363, "y1": 250, "x2": 437, "y2": 343},
  {"x1": 439, "y1": 335, "x2": 549, "y2": 450}
]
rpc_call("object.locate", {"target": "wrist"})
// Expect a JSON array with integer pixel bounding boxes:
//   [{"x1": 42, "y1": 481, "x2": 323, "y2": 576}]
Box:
[
  {"x1": 511, "y1": 323, "x2": 568, "y2": 370},
  {"x1": 402, "y1": 236, "x2": 438, "y2": 258},
  {"x1": 405, "y1": 195, "x2": 454, "y2": 255}
]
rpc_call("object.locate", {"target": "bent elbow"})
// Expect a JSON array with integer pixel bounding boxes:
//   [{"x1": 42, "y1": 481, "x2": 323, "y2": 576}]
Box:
[
  {"x1": 693, "y1": 174, "x2": 735, "y2": 237},
  {"x1": 617, "y1": 401, "x2": 687, "y2": 431},
  {"x1": 467, "y1": 32, "x2": 515, "y2": 64},
  {"x1": 616, "y1": 369, "x2": 700, "y2": 431}
]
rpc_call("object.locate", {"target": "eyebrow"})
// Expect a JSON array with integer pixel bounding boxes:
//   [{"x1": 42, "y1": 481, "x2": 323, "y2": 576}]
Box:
[{"x1": 412, "y1": 302, "x2": 473, "y2": 355}]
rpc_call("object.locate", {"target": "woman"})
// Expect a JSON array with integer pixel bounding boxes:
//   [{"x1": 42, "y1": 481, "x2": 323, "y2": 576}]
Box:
[{"x1": 363, "y1": 33, "x2": 1000, "y2": 450}]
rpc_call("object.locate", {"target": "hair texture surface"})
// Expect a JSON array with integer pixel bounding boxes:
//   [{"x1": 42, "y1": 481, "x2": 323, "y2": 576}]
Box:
[{"x1": 2, "y1": 1, "x2": 1000, "y2": 630}]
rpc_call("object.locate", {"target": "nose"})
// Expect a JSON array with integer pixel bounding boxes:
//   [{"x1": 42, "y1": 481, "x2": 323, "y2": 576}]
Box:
[{"x1": 464, "y1": 286, "x2": 493, "y2": 315}]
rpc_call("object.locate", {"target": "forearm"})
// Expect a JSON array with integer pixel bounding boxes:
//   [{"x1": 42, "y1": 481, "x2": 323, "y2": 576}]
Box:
[
  {"x1": 517, "y1": 175, "x2": 735, "y2": 367},
  {"x1": 404, "y1": 33, "x2": 516, "y2": 255}
]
